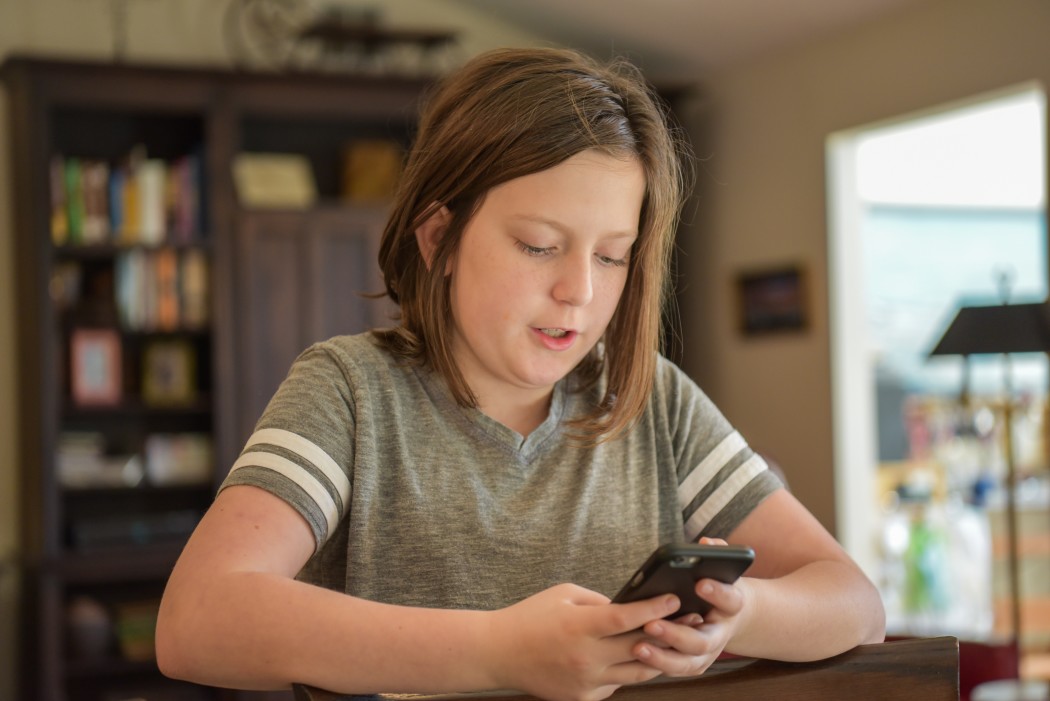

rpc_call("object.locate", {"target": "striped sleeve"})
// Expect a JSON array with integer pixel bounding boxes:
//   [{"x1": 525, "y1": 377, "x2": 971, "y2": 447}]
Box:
[
  {"x1": 226, "y1": 428, "x2": 350, "y2": 546},
  {"x1": 677, "y1": 430, "x2": 775, "y2": 541},
  {"x1": 218, "y1": 342, "x2": 357, "y2": 551}
]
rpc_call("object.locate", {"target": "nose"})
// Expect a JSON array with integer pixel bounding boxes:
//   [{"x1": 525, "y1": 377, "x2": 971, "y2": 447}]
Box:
[{"x1": 552, "y1": 253, "x2": 594, "y2": 306}]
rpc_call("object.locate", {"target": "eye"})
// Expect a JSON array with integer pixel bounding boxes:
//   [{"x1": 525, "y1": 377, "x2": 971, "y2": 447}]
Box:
[
  {"x1": 597, "y1": 252, "x2": 629, "y2": 268},
  {"x1": 516, "y1": 240, "x2": 555, "y2": 257}
]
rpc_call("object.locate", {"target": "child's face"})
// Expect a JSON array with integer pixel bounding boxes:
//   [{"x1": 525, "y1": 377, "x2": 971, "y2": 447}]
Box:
[{"x1": 447, "y1": 149, "x2": 646, "y2": 415}]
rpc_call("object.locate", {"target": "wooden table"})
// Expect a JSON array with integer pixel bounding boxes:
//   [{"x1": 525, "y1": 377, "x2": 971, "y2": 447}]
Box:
[{"x1": 293, "y1": 636, "x2": 959, "y2": 701}]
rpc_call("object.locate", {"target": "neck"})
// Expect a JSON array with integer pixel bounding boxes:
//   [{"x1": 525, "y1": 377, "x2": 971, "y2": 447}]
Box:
[{"x1": 477, "y1": 390, "x2": 552, "y2": 438}]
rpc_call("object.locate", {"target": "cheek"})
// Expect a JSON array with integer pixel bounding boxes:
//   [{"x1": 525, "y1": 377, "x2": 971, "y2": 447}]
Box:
[{"x1": 597, "y1": 274, "x2": 630, "y2": 317}]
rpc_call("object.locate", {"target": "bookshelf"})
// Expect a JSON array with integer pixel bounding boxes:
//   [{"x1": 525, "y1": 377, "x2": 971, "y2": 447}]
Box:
[{"x1": 3, "y1": 56, "x2": 426, "y2": 701}]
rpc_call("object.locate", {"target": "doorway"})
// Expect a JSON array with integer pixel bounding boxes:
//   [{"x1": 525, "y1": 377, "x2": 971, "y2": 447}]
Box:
[{"x1": 827, "y1": 85, "x2": 1048, "y2": 654}]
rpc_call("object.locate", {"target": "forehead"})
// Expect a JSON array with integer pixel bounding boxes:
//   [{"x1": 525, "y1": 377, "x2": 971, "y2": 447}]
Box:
[{"x1": 477, "y1": 151, "x2": 646, "y2": 235}]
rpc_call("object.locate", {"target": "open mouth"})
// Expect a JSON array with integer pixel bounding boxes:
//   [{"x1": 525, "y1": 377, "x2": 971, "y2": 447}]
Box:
[{"x1": 539, "y1": 328, "x2": 569, "y2": 338}]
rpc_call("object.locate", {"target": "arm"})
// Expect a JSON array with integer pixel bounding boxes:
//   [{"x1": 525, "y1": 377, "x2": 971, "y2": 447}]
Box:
[
  {"x1": 156, "y1": 484, "x2": 672, "y2": 700},
  {"x1": 724, "y1": 488, "x2": 886, "y2": 657},
  {"x1": 629, "y1": 488, "x2": 885, "y2": 674}
]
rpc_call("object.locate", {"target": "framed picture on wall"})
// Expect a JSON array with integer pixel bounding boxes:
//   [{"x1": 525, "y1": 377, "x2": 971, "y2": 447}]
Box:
[
  {"x1": 736, "y1": 266, "x2": 808, "y2": 336},
  {"x1": 70, "y1": 328, "x2": 122, "y2": 406}
]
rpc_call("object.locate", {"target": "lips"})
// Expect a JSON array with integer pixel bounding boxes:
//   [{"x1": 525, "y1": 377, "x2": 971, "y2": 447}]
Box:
[{"x1": 533, "y1": 327, "x2": 578, "y2": 350}]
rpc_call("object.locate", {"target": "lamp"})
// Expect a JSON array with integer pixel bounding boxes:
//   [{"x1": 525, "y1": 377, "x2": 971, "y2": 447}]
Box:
[{"x1": 929, "y1": 300, "x2": 1050, "y2": 674}]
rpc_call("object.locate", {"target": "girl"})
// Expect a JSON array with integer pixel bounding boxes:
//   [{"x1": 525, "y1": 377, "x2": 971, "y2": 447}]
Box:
[{"x1": 156, "y1": 47, "x2": 884, "y2": 701}]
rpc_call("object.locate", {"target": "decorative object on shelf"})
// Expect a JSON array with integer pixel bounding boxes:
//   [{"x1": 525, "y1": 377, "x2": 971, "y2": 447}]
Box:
[
  {"x1": 736, "y1": 265, "x2": 808, "y2": 336},
  {"x1": 929, "y1": 299, "x2": 1050, "y2": 675},
  {"x1": 341, "y1": 139, "x2": 403, "y2": 203},
  {"x1": 115, "y1": 599, "x2": 160, "y2": 661},
  {"x1": 66, "y1": 595, "x2": 114, "y2": 660},
  {"x1": 142, "y1": 339, "x2": 197, "y2": 406},
  {"x1": 233, "y1": 152, "x2": 318, "y2": 209},
  {"x1": 223, "y1": 1, "x2": 457, "y2": 74},
  {"x1": 70, "y1": 328, "x2": 123, "y2": 406}
]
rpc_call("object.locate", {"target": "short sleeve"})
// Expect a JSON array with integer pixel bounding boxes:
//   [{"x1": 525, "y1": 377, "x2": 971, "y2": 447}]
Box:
[
  {"x1": 219, "y1": 344, "x2": 356, "y2": 551},
  {"x1": 656, "y1": 359, "x2": 783, "y2": 540}
]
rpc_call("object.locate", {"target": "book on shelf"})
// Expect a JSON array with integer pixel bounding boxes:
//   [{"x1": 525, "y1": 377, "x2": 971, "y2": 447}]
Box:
[
  {"x1": 50, "y1": 155, "x2": 68, "y2": 245},
  {"x1": 81, "y1": 160, "x2": 111, "y2": 244},
  {"x1": 64, "y1": 158, "x2": 85, "y2": 244},
  {"x1": 179, "y1": 247, "x2": 209, "y2": 329},
  {"x1": 49, "y1": 147, "x2": 204, "y2": 248},
  {"x1": 144, "y1": 433, "x2": 213, "y2": 486},
  {"x1": 57, "y1": 432, "x2": 144, "y2": 489},
  {"x1": 114, "y1": 248, "x2": 209, "y2": 331}
]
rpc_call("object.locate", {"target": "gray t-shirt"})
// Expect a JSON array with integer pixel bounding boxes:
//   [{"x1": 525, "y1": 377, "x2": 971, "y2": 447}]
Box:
[{"x1": 220, "y1": 332, "x2": 780, "y2": 610}]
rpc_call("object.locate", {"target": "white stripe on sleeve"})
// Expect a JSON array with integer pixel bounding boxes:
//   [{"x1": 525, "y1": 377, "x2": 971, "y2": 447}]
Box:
[
  {"x1": 242, "y1": 427, "x2": 351, "y2": 512},
  {"x1": 677, "y1": 431, "x2": 747, "y2": 510},
  {"x1": 683, "y1": 455, "x2": 768, "y2": 541},
  {"x1": 229, "y1": 453, "x2": 341, "y2": 542}
]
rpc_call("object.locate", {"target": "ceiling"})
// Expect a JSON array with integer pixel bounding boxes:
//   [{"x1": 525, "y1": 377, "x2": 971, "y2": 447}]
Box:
[{"x1": 449, "y1": 0, "x2": 933, "y2": 82}]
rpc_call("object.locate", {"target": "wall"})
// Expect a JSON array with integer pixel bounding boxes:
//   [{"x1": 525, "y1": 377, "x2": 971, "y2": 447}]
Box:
[
  {"x1": 0, "y1": 2, "x2": 542, "y2": 697},
  {"x1": 678, "y1": 0, "x2": 1050, "y2": 535}
]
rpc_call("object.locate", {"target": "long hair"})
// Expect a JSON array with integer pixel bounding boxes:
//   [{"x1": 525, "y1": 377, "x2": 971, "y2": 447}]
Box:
[{"x1": 374, "y1": 47, "x2": 690, "y2": 442}]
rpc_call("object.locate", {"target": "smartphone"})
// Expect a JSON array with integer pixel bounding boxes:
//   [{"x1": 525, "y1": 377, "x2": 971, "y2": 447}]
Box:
[{"x1": 612, "y1": 543, "x2": 755, "y2": 617}]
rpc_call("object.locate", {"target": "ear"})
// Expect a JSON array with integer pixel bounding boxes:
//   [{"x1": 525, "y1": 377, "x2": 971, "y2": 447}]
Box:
[{"x1": 414, "y1": 204, "x2": 452, "y2": 272}]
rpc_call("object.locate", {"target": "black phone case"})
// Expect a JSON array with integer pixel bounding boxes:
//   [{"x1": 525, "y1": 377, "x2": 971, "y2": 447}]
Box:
[{"x1": 612, "y1": 543, "x2": 755, "y2": 617}]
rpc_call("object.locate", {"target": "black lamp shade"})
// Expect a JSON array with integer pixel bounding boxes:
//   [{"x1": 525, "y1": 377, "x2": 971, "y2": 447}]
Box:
[{"x1": 929, "y1": 302, "x2": 1050, "y2": 357}]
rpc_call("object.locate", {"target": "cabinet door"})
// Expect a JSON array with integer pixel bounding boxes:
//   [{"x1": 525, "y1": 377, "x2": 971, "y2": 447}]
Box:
[{"x1": 234, "y1": 207, "x2": 392, "y2": 445}]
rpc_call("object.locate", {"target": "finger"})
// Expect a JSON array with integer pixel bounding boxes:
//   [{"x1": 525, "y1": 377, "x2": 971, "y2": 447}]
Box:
[
  {"x1": 698, "y1": 536, "x2": 728, "y2": 546},
  {"x1": 600, "y1": 594, "x2": 681, "y2": 636},
  {"x1": 694, "y1": 579, "x2": 744, "y2": 617},
  {"x1": 641, "y1": 617, "x2": 719, "y2": 658},
  {"x1": 671, "y1": 612, "x2": 703, "y2": 627},
  {"x1": 632, "y1": 637, "x2": 716, "y2": 678},
  {"x1": 602, "y1": 659, "x2": 666, "y2": 687}
]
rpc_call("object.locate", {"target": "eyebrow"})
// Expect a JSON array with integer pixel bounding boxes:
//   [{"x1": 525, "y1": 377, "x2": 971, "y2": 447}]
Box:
[{"x1": 509, "y1": 214, "x2": 638, "y2": 240}]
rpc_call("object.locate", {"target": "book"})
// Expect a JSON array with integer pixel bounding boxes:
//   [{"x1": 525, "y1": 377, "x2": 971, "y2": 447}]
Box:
[
  {"x1": 64, "y1": 158, "x2": 84, "y2": 244},
  {"x1": 137, "y1": 159, "x2": 167, "y2": 245},
  {"x1": 179, "y1": 248, "x2": 209, "y2": 328},
  {"x1": 154, "y1": 248, "x2": 180, "y2": 331},
  {"x1": 81, "y1": 160, "x2": 110, "y2": 244},
  {"x1": 50, "y1": 155, "x2": 69, "y2": 245}
]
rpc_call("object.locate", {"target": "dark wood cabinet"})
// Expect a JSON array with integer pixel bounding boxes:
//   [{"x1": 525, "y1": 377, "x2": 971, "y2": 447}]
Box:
[
  {"x1": 233, "y1": 206, "x2": 394, "y2": 440},
  {"x1": 3, "y1": 55, "x2": 425, "y2": 701}
]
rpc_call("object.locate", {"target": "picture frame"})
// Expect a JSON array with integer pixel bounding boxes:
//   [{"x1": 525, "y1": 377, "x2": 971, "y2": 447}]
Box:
[
  {"x1": 736, "y1": 266, "x2": 808, "y2": 336},
  {"x1": 70, "y1": 328, "x2": 123, "y2": 406},
  {"x1": 141, "y1": 340, "x2": 197, "y2": 406}
]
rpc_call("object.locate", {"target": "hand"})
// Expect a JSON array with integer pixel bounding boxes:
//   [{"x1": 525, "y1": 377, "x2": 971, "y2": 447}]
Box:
[
  {"x1": 628, "y1": 537, "x2": 749, "y2": 678},
  {"x1": 486, "y1": 583, "x2": 680, "y2": 701}
]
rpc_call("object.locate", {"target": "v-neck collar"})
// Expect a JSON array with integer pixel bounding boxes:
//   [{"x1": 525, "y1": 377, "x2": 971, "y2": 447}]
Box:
[{"x1": 414, "y1": 366, "x2": 568, "y2": 462}]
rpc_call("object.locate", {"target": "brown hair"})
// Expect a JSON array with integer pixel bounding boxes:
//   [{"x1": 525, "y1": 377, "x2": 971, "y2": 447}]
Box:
[{"x1": 374, "y1": 46, "x2": 690, "y2": 442}]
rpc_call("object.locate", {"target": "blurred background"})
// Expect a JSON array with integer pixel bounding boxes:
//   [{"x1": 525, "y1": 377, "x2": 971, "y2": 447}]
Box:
[{"x1": 1, "y1": 0, "x2": 1049, "y2": 699}]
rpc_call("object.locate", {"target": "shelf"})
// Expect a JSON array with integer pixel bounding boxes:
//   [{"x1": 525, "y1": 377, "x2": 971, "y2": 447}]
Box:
[
  {"x1": 62, "y1": 483, "x2": 213, "y2": 497},
  {"x1": 8, "y1": 53, "x2": 423, "y2": 701},
  {"x1": 54, "y1": 240, "x2": 212, "y2": 260},
  {"x1": 64, "y1": 655, "x2": 159, "y2": 678},
  {"x1": 44, "y1": 543, "x2": 186, "y2": 583},
  {"x1": 63, "y1": 398, "x2": 213, "y2": 420}
]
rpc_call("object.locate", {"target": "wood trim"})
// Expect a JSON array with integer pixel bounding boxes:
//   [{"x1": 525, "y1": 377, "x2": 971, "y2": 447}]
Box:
[{"x1": 293, "y1": 637, "x2": 960, "y2": 701}]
